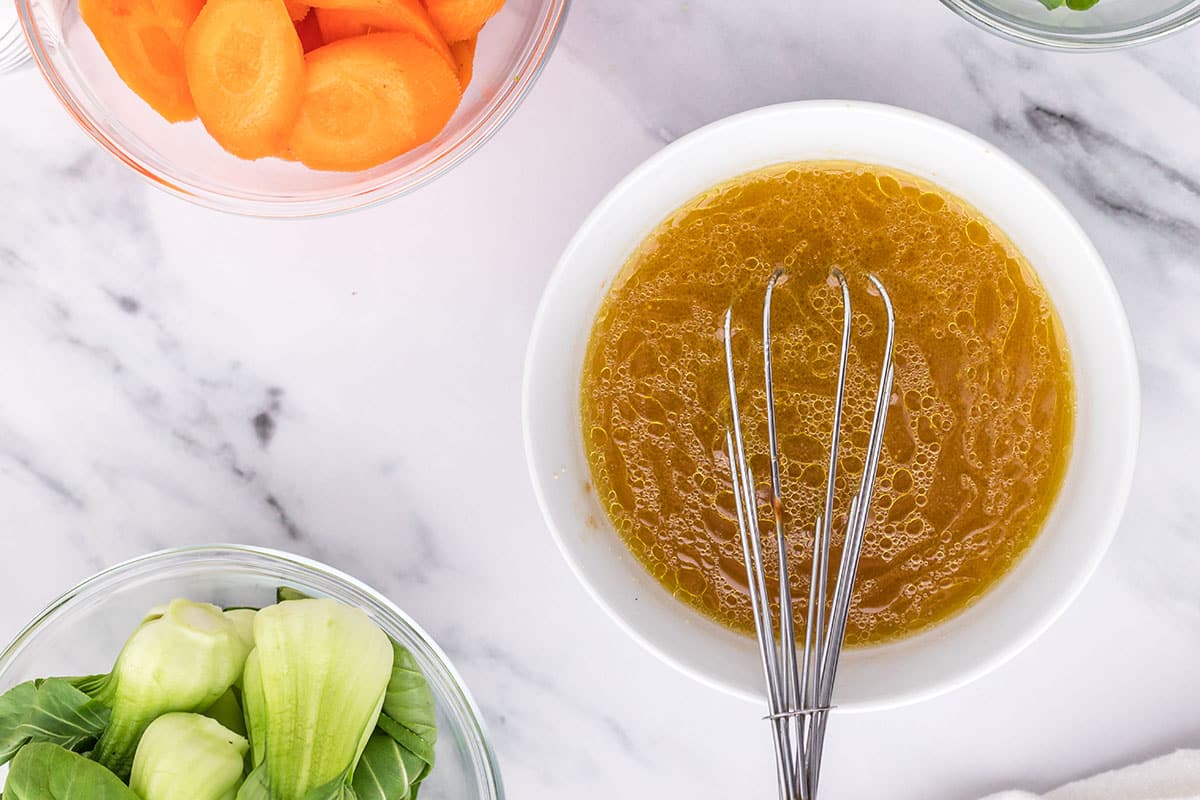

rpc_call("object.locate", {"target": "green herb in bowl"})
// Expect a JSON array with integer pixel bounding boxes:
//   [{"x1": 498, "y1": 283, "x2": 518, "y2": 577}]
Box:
[
  {"x1": 1039, "y1": 0, "x2": 1100, "y2": 9},
  {"x1": 0, "y1": 595, "x2": 437, "y2": 799}
]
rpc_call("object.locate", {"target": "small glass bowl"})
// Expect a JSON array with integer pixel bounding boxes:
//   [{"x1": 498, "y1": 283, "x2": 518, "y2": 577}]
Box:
[
  {"x1": 15, "y1": 0, "x2": 567, "y2": 216},
  {"x1": 939, "y1": 0, "x2": 1200, "y2": 49},
  {"x1": 0, "y1": 545, "x2": 504, "y2": 799},
  {"x1": 1, "y1": 15, "x2": 31, "y2": 73}
]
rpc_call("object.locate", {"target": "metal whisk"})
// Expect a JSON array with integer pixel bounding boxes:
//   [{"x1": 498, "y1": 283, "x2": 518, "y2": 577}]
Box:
[{"x1": 722, "y1": 267, "x2": 895, "y2": 800}]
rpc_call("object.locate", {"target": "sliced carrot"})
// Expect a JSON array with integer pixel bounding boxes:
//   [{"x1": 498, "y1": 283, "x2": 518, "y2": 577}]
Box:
[
  {"x1": 303, "y1": 0, "x2": 397, "y2": 11},
  {"x1": 294, "y1": 10, "x2": 324, "y2": 51},
  {"x1": 284, "y1": 0, "x2": 310, "y2": 19},
  {"x1": 80, "y1": 0, "x2": 196, "y2": 121},
  {"x1": 311, "y1": 9, "x2": 370, "y2": 42},
  {"x1": 313, "y1": 0, "x2": 452, "y2": 66},
  {"x1": 449, "y1": 35, "x2": 474, "y2": 89},
  {"x1": 149, "y1": 0, "x2": 206, "y2": 29},
  {"x1": 423, "y1": 0, "x2": 502, "y2": 42},
  {"x1": 184, "y1": 0, "x2": 306, "y2": 158},
  {"x1": 286, "y1": 32, "x2": 461, "y2": 171}
]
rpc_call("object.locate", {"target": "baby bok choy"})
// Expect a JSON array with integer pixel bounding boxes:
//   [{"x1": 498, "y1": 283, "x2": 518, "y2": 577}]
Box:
[
  {"x1": 375, "y1": 641, "x2": 438, "y2": 790},
  {"x1": 223, "y1": 608, "x2": 257, "y2": 651},
  {"x1": 349, "y1": 641, "x2": 437, "y2": 800},
  {"x1": 91, "y1": 598, "x2": 251, "y2": 778},
  {"x1": 0, "y1": 678, "x2": 110, "y2": 765},
  {"x1": 239, "y1": 598, "x2": 394, "y2": 800},
  {"x1": 0, "y1": 590, "x2": 440, "y2": 800},
  {"x1": 2, "y1": 742, "x2": 139, "y2": 799},
  {"x1": 130, "y1": 712, "x2": 249, "y2": 800}
]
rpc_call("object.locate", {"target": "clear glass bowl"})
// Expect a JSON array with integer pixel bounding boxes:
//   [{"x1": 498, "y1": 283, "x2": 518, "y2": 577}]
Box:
[
  {"x1": 940, "y1": 0, "x2": 1200, "y2": 49},
  {"x1": 0, "y1": 545, "x2": 504, "y2": 799},
  {"x1": 15, "y1": 0, "x2": 567, "y2": 216},
  {"x1": 2, "y1": 13, "x2": 31, "y2": 73}
]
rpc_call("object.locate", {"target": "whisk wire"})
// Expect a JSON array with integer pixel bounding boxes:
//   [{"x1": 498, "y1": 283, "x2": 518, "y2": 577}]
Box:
[
  {"x1": 762, "y1": 270, "x2": 804, "y2": 792},
  {"x1": 722, "y1": 268, "x2": 895, "y2": 800},
  {"x1": 724, "y1": 431, "x2": 791, "y2": 800},
  {"x1": 723, "y1": 310, "x2": 795, "y2": 799},
  {"x1": 808, "y1": 281, "x2": 895, "y2": 798}
]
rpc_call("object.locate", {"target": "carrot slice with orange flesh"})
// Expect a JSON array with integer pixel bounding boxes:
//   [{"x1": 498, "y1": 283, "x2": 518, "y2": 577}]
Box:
[
  {"x1": 284, "y1": 0, "x2": 310, "y2": 19},
  {"x1": 313, "y1": 0, "x2": 452, "y2": 66},
  {"x1": 311, "y1": 10, "x2": 370, "y2": 43},
  {"x1": 149, "y1": 0, "x2": 206, "y2": 29},
  {"x1": 423, "y1": 0, "x2": 502, "y2": 42},
  {"x1": 449, "y1": 36, "x2": 474, "y2": 89},
  {"x1": 304, "y1": 0, "x2": 401, "y2": 11},
  {"x1": 286, "y1": 32, "x2": 461, "y2": 171},
  {"x1": 184, "y1": 0, "x2": 306, "y2": 159},
  {"x1": 294, "y1": 11, "x2": 324, "y2": 51},
  {"x1": 80, "y1": 0, "x2": 196, "y2": 121}
]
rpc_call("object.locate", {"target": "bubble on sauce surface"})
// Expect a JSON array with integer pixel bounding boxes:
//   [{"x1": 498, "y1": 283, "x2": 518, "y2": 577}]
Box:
[{"x1": 580, "y1": 161, "x2": 1074, "y2": 646}]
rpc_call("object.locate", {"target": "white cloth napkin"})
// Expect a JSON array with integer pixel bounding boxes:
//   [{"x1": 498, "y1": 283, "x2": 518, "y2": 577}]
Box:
[{"x1": 982, "y1": 750, "x2": 1200, "y2": 800}]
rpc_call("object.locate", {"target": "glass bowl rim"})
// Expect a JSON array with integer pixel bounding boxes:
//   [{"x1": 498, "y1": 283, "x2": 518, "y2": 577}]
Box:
[
  {"x1": 938, "y1": 0, "x2": 1200, "y2": 50},
  {"x1": 0, "y1": 543, "x2": 505, "y2": 799},
  {"x1": 15, "y1": 0, "x2": 570, "y2": 218}
]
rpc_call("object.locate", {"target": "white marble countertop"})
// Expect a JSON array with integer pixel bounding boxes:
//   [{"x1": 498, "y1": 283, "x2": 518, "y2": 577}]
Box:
[{"x1": 3, "y1": 2, "x2": 1200, "y2": 798}]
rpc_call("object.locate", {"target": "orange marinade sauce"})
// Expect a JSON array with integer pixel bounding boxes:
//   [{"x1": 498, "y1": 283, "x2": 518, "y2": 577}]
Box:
[{"x1": 580, "y1": 162, "x2": 1074, "y2": 646}]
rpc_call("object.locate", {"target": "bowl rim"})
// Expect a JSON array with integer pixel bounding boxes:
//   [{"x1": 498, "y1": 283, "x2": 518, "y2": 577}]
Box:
[
  {"x1": 938, "y1": 0, "x2": 1200, "y2": 50},
  {"x1": 0, "y1": 543, "x2": 506, "y2": 798},
  {"x1": 16, "y1": 0, "x2": 570, "y2": 218},
  {"x1": 522, "y1": 99, "x2": 1140, "y2": 711}
]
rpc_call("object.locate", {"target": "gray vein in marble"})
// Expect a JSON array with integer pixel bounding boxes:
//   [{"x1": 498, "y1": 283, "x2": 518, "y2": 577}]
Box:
[
  {"x1": 0, "y1": 427, "x2": 105, "y2": 571},
  {"x1": 1020, "y1": 104, "x2": 1200, "y2": 246},
  {"x1": 265, "y1": 493, "x2": 306, "y2": 541},
  {"x1": 440, "y1": 636, "x2": 651, "y2": 773},
  {"x1": 105, "y1": 291, "x2": 141, "y2": 315},
  {"x1": 252, "y1": 387, "x2": 283, "y2": 447},
  {"x1": 1130, "y1": 47, "x2": 1200, "y2": 111},
  {"x1": 0, "y1": 139, "x2": 314, "y2": 555},
  {"x1": 389, "y1": 517, "x2": 443, "y2": 586},
  {"x1": 1, "y1": 450, "x2": 85, "y2": 510},
  {"x1": 252, "y1": 412, "x2": 276, "y2": 446},
  {"x1": 973, "y1": 52, "x2": 1200, "y2": 252}
]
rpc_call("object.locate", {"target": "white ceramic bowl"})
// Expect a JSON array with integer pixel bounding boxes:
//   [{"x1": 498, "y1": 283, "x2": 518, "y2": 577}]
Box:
[{"x1": 523, "y1": 101, "x2": 1139, "y2": 711}]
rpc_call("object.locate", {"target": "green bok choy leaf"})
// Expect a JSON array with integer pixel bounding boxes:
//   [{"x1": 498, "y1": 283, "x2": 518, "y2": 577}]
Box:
[
  {"x1": 2, "y1": 742, "x2": 138, "y2": 800},
  {"x1": 0, "y1": 678, "x2": 110, "y2": 765}
]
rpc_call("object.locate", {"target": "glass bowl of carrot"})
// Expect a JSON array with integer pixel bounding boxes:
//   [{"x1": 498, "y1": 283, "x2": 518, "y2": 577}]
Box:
[{"x1": 15, "y1": 0, "x2": 567, "y2": 216}]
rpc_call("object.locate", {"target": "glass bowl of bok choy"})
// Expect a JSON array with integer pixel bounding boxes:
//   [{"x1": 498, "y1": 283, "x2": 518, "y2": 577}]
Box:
[{"x1": 0, "y1": 544, "x2": 503, "y2": 800}]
